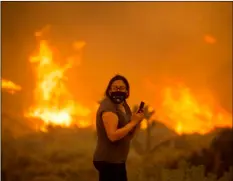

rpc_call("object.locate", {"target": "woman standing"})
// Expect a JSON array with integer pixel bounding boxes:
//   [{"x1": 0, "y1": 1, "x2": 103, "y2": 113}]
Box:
[{"x1": 93, "y1": 75, "x2": 144, "y2": 181}]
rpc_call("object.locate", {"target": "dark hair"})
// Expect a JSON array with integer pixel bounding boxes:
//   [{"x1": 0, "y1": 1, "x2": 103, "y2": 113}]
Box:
[{"x1": 105, "y1": 74, "x2": 130, "y2": 98}]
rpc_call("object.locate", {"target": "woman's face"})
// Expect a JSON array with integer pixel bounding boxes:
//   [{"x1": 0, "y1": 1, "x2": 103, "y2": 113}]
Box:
[
  {"x1": 108, "y1": 80, "x2": 128, "y2": 104},
  {"x1": 109, "y1": 80, "x2": 127, "y2": 94}
]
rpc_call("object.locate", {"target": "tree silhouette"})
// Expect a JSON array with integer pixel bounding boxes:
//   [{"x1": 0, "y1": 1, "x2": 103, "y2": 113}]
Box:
[{"x1": 132, "y1": 104, "x2": 156, "y2": 155}]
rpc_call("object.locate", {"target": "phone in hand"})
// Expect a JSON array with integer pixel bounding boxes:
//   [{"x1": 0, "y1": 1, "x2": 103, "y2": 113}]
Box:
[{"x1": 137, "y1": 101, "x2": 145, "y2": 113}]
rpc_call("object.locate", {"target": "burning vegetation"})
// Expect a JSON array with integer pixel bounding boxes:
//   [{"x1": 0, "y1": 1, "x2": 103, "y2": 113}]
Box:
[
  {"x1": 155, "y1": 84, "x2": 232, "y2": 135},
  {"x1": 23, "y1": 28, "x2": 93, "y2": 131},
  {"x1": 1, "y1": 26, "x2": 232, "y2": 181},
  {"x1": 1, "y1": 27, "x2": 232, "y2": 135},
  {"x1": 1, "y1": 78, "x2": 22, "y2": 94}
]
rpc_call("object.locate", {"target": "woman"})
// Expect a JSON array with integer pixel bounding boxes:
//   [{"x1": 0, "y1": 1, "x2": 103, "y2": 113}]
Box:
[{"x1": 93, "y1": 75, "x2": 144, "y2": 181}]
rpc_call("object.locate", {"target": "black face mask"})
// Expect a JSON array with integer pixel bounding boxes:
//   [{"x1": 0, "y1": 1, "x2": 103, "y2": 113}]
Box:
[{"x1": 109, "y1": 91, "x2": 127, "y2": 104}]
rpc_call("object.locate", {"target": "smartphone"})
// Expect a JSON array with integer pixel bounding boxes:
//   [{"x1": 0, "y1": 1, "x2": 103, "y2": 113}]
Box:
[{"x1": 137, "y1": 101, "x2": 145, "y2": 113}]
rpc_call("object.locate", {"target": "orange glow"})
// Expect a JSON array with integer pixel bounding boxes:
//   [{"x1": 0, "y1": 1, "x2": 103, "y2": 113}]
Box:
[
  {"x1": 140, "y1": 119, "x2": 148, "y2": 129},
  {"x1": 5, "y1": 27, "x2": 230, "y2": 136},
  {"x1": 204, "y1": 35, "x2": 216, "y2": 44},
  {"x1": 1, "y1": 78, "x2": 22, "y2": 94},
  {"x1": 154, "y1": 84, "x2": 232, "y2": 135},
  {"x1": 25, "y1": 28, "x2": 92, "y2": 131}
]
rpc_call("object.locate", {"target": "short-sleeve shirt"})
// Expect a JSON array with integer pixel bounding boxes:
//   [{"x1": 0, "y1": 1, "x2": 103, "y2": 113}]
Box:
[{"x1": 93, "y1": 97, "x2": 132, "y2": 163}]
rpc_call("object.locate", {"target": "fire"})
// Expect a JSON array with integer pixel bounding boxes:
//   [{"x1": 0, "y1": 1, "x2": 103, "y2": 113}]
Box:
[
  {"x1": 140, "y1": 119, "x2": 148, "y2": 130},
  {"x1": 155, "y1": 84, "x2": 232, "y2": 135},
  {"x1": 26, "y1": 29, "x2": 92, "y2": 130},
  {"x1": 1, "y1": 78, "x2": 22, "y2": 94}
]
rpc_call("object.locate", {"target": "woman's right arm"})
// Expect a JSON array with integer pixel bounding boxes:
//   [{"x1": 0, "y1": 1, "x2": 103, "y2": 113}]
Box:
[{"x1": 102, "y1": 112, "x2": 137, "y2": 142}]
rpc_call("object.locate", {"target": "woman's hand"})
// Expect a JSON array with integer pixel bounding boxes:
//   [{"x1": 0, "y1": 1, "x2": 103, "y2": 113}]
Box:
[{"x1": 131, "y1": 112, "x2": 144, "y2": 125}]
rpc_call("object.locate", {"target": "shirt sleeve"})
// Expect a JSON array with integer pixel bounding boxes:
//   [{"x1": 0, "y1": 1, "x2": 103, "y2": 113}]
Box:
[{"x1": 99, "y1": 98, "x2": 118, "y2": 117}]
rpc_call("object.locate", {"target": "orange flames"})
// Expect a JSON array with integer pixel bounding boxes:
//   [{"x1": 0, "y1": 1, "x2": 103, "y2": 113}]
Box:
[
  {"x1": 3, "y1": 27, "x2": 231, "y2": 135},
  {"x1": 155, "y1": 84, "x2": 232, "y2": 135},
  {"x1": 25, "y1": 29, "x2": 92, "y2": 131},
  {"x1": 1, "y1": 78, "x2": 22, "y2": 94}
]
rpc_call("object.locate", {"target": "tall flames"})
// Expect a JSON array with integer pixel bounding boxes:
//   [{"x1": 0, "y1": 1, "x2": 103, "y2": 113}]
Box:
[
  {"x1": 155, "y1": 84, "x2": 232, "y2": 135},
  {"x1": 2, "y1": 27, "x2": 232, "y2": 134},
  {"x1": 25, "y1": 29, "x2": 92, "y2": 131}
]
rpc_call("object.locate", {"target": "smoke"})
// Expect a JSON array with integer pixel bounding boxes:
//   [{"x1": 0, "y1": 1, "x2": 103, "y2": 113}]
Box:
[
  {"x1": 124, "y1": 2, "x2": 232, "y2": 110},
  {"x1": 125, "y1": 3, "x2": 232, "y2": 84},
  {"x1": 2, "y1": 2, "x2": 232, "y2": 109}
]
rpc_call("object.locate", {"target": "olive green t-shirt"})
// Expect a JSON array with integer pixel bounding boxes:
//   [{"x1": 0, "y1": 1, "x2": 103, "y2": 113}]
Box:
[{"x1": 93, "y1": 97, "x2": 132, "y2": 163}]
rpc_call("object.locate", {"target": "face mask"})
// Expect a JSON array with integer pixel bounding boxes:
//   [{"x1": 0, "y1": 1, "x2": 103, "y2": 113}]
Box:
[{"x1": 109, "y1": 91, "x2": 127, "y2": 104}]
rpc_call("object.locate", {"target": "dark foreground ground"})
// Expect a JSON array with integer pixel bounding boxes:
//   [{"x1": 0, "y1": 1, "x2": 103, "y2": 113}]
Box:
[{"x1": 1, "y1": 119, "x2": 232, "y2": 181}]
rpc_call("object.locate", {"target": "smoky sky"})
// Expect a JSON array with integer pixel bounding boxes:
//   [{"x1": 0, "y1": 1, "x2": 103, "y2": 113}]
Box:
[{"x1": 1, "y1": 2, "x2": 232, "y2": 111}]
